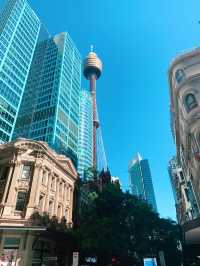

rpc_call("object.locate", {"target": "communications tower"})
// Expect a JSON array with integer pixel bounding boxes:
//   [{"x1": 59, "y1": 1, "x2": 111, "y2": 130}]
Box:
[{"x1": 83, "y1": 47, "x2": 102, "y2": 168}]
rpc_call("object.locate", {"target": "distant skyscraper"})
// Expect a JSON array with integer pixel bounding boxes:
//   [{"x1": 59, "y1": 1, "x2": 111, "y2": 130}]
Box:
[
  {"x1": 0, "y1": 0, "x2": 41, "y2": 143},
  {"x1": 78, "y1": 89, "x2": 93, "y2": 178},
  {"x1": 129, "y1": 153, "x2": 157, "y2": 212},
  {"x1": 13, "y1": 32, "x2": 82, "y2": 166}
]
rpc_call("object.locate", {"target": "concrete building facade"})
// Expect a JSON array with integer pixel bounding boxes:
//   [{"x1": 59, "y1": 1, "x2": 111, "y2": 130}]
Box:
[
  {"x1": 0, "y1": 138, "x2": 77, "y2": 225},
  {"x1": 0, "y1": 138, "x2": 77, "y2": 265}
]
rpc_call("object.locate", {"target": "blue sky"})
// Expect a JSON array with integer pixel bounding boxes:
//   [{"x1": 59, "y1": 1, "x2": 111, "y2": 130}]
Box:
[{"x1": 2, "y1": 0, "x2": 200, "y2": 219}]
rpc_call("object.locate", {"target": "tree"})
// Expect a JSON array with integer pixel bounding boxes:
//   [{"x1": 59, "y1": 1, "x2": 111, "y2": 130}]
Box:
[
  {"x1": 75, "y1": 184, "x2": 182, "y2": 266},
  {"x1": 84, "y1": 167, "x2": 99, "y2": 180}
]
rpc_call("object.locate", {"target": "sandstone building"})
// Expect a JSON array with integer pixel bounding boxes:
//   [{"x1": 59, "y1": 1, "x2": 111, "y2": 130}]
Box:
[{"x1": 0, "y1": 138, "x2": 77, "y2": 265}]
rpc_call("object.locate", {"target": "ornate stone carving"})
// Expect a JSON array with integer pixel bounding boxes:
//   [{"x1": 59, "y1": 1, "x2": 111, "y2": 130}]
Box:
[{"x1": 17, "y1": 179, "x2": 30, "y2": 189}]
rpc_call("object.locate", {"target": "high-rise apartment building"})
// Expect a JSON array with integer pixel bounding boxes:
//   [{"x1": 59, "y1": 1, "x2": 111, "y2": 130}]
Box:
[
  {"x1": 13, "y1": 32, "x2": 82, "y2": 167},
  {"x1": 129, "y1": 153, "x2": 157, "y2": 212},
  {"x1": 78, "y1": 89, "x2": 93, "y2": 178},
  {"x1": 0, "y1": 0, "x2": 41, "y2": 143}
]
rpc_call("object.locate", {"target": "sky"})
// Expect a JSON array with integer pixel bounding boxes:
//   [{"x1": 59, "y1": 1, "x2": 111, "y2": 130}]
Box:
[{"x1": 2, "y1": 0, "x2": 200, "y2": 219}]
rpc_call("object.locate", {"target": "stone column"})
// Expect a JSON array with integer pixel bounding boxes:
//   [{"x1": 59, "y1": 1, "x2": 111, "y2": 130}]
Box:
[
  {"x1": 2, "y1": 160, "x2": 22, "y2": 217},
  {"x1": 1, "y1": 163, "x2": 15, "y2": 204},
  {"x1": 44, "y1": 171, "x2": 52, "y2": 212},
  {"x1": 60, "y1": 181, "x2": 64, "y2": 202},
  {"x1": 35, "y1": 167, "x2": 44, "y2": 206},
  {"x1": 42, "y1": 170, "x2": 48, "y2": 186},
  {"x1": 68, "y1": 186, "x2": 74, "y2": 224},
  {"x1": 26, "y1": 161, "x2": 43, "y2": 218},
  {"x1": 63, "y1": 183, "x2": 67, "y2": 208},
  {"x1": 67, "y1": 185, "x2": 71, "y2": 201},
  {"x1": 53, "y1": 177, "x2": 59, "y2": 216}
]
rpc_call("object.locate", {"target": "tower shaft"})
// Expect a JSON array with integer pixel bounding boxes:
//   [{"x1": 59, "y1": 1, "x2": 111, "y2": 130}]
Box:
[
  {"x1": 89, "y1": 74, "x2": 99, "y2": 168},
  {"x1": 83, "y1": 50, "x2": 102, "y2": 170}
]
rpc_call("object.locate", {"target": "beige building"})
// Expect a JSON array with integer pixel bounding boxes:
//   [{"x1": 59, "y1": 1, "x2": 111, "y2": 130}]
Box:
[
  {"x1": 0, "y1": 138, "x2": 77, "y2": 265},
  {"x1": 169, "y1": 48, "x2": 200, "y2": 245}
]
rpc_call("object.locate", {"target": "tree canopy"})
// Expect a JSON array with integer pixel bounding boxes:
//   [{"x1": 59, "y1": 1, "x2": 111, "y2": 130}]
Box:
[{"x1": 75, "y1": 183, "x2": 182, "y2": 266}]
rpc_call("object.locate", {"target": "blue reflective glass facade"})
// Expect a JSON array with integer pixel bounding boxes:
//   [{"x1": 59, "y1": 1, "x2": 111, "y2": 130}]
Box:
[
  {"x1": 78, "y1": 89, "x2": 93, "y2": 178},
  {"x1": 129, "y1": 154, "x2": 157, "y2": 212},
  {"x1": 0, "y1": 0, "x2": 40, "y2": 143},
  {"x1": 13, "y1": 32, "x2": 81, "y2": 166}
]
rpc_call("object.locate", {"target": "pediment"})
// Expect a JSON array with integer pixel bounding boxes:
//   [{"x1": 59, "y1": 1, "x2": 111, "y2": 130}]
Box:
[{"x1": 66, "y1": 159, "x2": 77, "y2": 177}]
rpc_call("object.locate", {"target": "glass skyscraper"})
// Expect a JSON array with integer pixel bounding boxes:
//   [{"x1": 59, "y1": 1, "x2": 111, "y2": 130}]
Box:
[
  {"x1": 0, "y1": 0, "x2": 41, "y2": 143},
  {"x1": 129, "y1": 153, "x2": 157, "y2": 212},
  {"x1": 78, "y1": 89, "x2": 93, "y2": 178},
  {"x1": 13, "y1": 32, "x2": 81, "y2": 166}
]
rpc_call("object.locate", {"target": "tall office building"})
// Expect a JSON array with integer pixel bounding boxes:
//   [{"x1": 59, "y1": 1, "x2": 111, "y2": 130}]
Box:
[
  {"x1": 129, "y1": 153, "x2": 157, "y2": 212},
  {"x1": 0, "y1": 0, "x2": 41, "y2": 143},
  {"x1": 78, "y1": 89, "x2": 93, "y2": 178},
  {"x1": 13, "y1": 32, "x2": 82, "y2": 166}
]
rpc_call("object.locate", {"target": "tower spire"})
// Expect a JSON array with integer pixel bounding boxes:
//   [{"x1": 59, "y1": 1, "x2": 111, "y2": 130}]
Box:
[
  {"x1": 90, "y1": 44, "x2": 94, "y2": 52},
  {"x1": 83, "y1": 48, "x2": 103, "y2": 168}
]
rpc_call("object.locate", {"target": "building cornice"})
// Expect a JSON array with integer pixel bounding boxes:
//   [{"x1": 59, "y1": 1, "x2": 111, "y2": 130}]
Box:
[
  {"x1": 0, "y1": 138, "x2": 77, "y2": 181},
  {"x1": 168, "y1": 47, "x2": 200, "y2": 77}
]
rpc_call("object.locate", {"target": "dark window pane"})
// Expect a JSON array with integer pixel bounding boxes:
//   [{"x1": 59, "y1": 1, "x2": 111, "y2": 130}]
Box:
[
  {"x1": 21, "y1": 165, "x2": 32, "y2": 180},
  {"x1": 185, "y1": 93, "x2": 198, "y2": 112},
  {"x1": 15, "y1": 191, "x2": 26, "y2": 211},
  {"x1": 175, "y1": 69, "x2": 185, "y2": 84},
  {"x1": 0, "y1": 166, "x2": 9, "y2": 180}
]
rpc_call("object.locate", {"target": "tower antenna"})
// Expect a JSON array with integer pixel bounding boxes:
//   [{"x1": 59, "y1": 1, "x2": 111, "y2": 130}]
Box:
[{"x1": 90, "y1": 45, "x2": 94, "y2": 52}]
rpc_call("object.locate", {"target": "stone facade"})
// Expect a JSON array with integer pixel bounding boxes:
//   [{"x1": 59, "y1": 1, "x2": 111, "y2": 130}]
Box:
[
  {"x1": 0, "y1": 138, "x2": 77, "y2": 226},
  {"x1": 169, "y1": 48, "x2": 200, "y2": 246},
  {"x1": 168, "y1": 48, "x2": 200, "y2": 223}
]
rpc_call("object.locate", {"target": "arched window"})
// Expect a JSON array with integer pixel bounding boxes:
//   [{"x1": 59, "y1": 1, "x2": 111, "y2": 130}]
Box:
[
  {"x1": 184, "y1": 93, "x2": 198, "y2": 112},
  {"x1": 175, "y1": 69, "x2": 185, "y2": 84}
]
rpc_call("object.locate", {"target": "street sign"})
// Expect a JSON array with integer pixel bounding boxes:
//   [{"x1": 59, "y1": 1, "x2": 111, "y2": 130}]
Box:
[
  {"x1": 144, "y1": 258, "x2": 157, "y2": 266},
  {"x1": 32, "y1": 257, "x2": 57, "y2": 263},
  {"x1": 73, "y1": 252, "x2": 79, "y2": 266},
  {"x1": 85, "y1": 257, "x2": 97, "y2": 264},
  {"x1": 43, "y1": 257, "x2": 57, "y2": 261}
]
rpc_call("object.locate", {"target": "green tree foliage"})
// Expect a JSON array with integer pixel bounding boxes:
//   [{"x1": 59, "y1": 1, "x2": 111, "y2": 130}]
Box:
[
  {"x1": 76, "y1": 184, "x2": 182, "y2": 266},
  {"x1": 28, "y1": 211, "x2": 69, "y2": 232}
]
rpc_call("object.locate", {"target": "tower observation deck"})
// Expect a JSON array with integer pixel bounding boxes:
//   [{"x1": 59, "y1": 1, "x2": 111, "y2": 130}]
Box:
[{"x1": 83, "y1": 48, "x2": 106, "y2": 169}]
